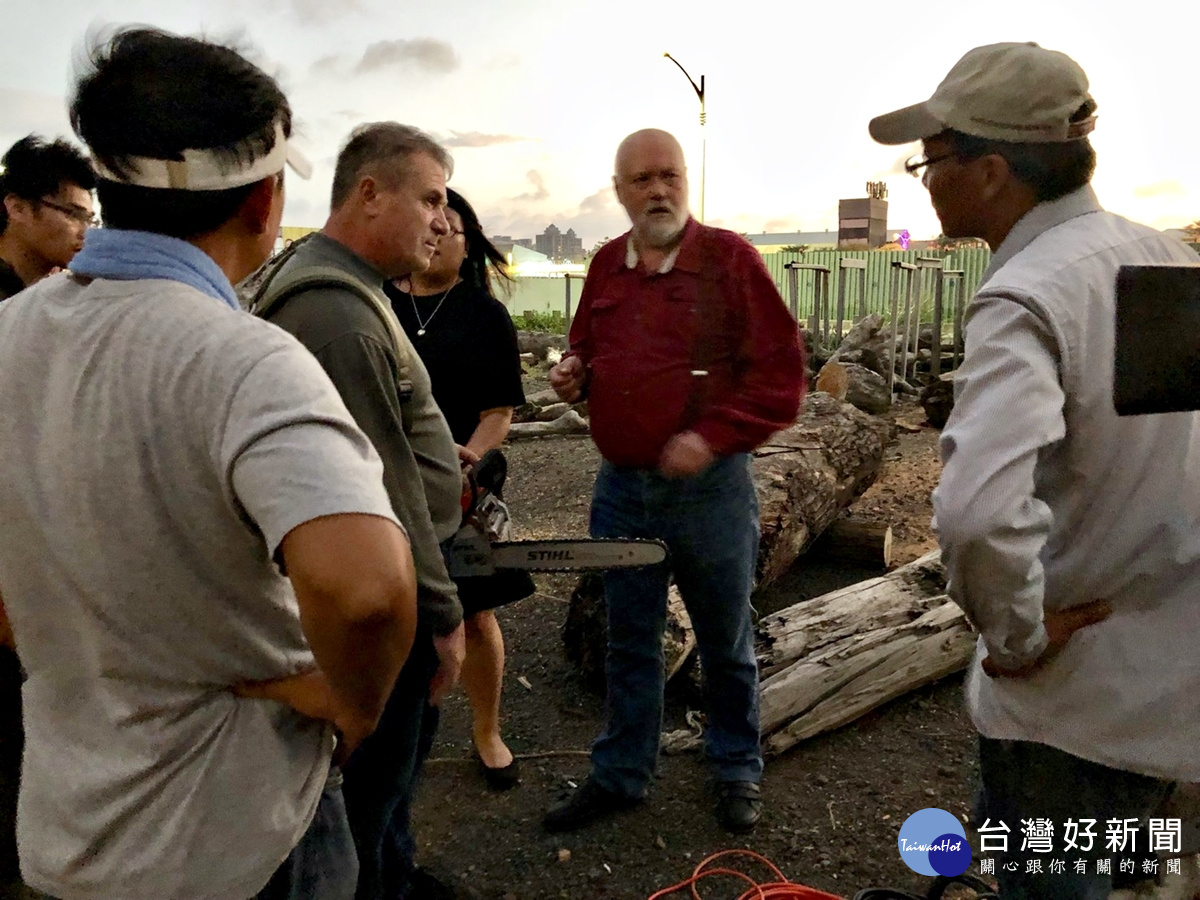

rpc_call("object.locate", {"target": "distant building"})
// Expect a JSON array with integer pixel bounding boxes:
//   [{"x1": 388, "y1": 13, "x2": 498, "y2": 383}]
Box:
[
  {"x1": 490, "y1": 235, "x2": 534, "y2": 258},
  {"x1": 535, "y1": 224, "x2": 585, "y2": 263},
  {"x1": 838, "y1": 181, "x2": 890, "y2": 249}
]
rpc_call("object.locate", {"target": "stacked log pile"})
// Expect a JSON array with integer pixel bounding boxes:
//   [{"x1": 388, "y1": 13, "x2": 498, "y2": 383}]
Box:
[{"x1": 662, "y1": 551, "x2": 976, "y2": 756}]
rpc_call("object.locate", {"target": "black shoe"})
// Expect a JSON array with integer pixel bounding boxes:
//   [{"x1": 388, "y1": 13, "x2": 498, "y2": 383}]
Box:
[
  {"x1": 715, "y1": 780, "x2": 762, "y2": 834},
  {"x1": 404, "y1": 867, "x2": 460, "y2": 900},
  {"x1": 543, "y1": 776, "x2": 641, "y2": 833},
  {"x1": 477, "y1": 753, "x2": 521, "y2": 791}
]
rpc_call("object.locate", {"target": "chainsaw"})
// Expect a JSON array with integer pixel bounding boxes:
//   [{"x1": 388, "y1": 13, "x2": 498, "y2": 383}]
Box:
[{"x1": 444, "y1": 449, "x2": 668, "y2": 578}]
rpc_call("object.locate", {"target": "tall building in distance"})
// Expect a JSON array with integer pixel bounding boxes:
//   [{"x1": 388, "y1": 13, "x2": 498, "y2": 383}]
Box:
[{"x1": 534, "y1": 223, "x2": 584, "y2": 263}]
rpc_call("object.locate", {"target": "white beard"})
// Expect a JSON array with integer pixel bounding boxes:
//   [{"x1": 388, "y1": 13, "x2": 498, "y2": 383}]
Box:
[{"x1": 637, "y1": 210, "x2": 687, "y2": 248}]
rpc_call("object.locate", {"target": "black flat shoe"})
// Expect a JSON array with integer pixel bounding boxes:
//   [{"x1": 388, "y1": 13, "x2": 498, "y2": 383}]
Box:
[
  {"x1": 543, "y1": 776, "x2": 642, "y2": 832},
  {"x1": 715, "y1": 780, "x2": 762, "y2": 834},
  {"x1": 477, "y1": 753, "x2": 521, "y2": 791}
]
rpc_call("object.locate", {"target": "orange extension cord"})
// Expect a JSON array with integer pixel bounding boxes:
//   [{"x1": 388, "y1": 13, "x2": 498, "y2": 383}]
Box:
[{"x1": 648, "y1": 849, "x2": 845, "y2": 900}]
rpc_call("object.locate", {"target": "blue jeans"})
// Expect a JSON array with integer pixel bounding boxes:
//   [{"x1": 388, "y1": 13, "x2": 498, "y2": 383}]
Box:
[
  {"x1": 977, "y1": 736, "x2": 1174, "y2": 900},
  {"x1": 340, "y1": 626, "x2": 440, "y2": 900},
  {"x1": 589, "y1": 454, "x2": 763, "y2": 798},
  {"x1": 255, "y1": 774, "x2": 358, "y2": 900}
]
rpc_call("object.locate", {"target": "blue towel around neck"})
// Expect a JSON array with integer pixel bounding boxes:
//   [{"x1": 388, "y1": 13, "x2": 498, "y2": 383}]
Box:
[{"x1": 69, "y1": 228, "x2": 241, "y2": 311}]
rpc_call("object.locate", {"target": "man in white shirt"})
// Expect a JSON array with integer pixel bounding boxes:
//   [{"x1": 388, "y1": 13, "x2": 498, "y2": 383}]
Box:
[
  {"x1": 0, "y1": 27, "x2": 417, "y2": 900},
  {"x1": 871, "y1": 42, "x2": 1200, "y2": 899}
]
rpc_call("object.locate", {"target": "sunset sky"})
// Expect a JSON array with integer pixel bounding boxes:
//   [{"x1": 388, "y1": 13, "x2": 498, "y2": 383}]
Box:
[{"x1": 4, "y1": 0, "x2": 1197, "y2": 246}]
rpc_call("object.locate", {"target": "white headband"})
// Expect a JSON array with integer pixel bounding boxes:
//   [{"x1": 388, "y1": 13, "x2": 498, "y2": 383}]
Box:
[{"x1": 92, "y1": 120, "x2": 312, "y2": 190}]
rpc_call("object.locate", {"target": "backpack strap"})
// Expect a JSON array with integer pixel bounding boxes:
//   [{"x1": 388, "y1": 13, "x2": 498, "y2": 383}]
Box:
[{"x1": 245, "y1": 243, "x2": 415, "y2": 419}]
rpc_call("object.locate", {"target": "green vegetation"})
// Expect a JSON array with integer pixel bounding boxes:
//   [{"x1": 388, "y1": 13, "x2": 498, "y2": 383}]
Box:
[{"x1": 511, "y1": 309, "x2": 567, "y2": 333}]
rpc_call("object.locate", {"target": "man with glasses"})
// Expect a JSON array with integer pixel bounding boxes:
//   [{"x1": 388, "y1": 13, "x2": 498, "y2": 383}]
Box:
[
  {"x1": 252, "y1": 122, "x2": 467, "y2": 900},
  {"x1": 0, "y1": 135, "x2": 96, "y2": 302},
  {"x1": 0, "y1": 132, "x2": 96, "y2": 898},
  {"x1": 871, "y1": 42, "x2": 1200, "y2": 898}
]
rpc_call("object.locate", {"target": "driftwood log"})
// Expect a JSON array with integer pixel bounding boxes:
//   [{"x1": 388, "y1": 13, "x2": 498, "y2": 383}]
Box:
[
  {"x1": 563, "y1": 392, "x2": 893, "y2": 688},
  {"x1": 816, "y1": 516, "x2": 893, "y2": 569},
  {"x1": 563, "y1": 574, "x2": 696, "y2": 692},
  {"x1": 754, "y1": 392, "x2": 894, "y2": 586},
  {"x1": 508, "y1": 410, "x2": 590, "y2": 439},
  {"x1": 661, "y1": 551, "x2": 976, "y2": 756}
]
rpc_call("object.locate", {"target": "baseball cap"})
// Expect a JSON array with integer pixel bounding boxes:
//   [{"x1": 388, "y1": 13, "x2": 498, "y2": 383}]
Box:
[{"x1": 869, "y1": 42, "x2": 1097, "y2": 145}]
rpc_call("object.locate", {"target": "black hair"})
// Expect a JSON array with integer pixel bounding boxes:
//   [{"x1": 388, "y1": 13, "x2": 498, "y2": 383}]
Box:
[
  {"x1": 944, "y1": 101, "x2": 1098, "y2": 203},
  {"x1": 69, "y1": 27, "x2": 291, "y2": 239},
  {"x1": 447, "y1": 188, "x2": 512, "y2": 299},
  {"x1": 0, "y1": 134, "x2": 95, "y2": 234}
]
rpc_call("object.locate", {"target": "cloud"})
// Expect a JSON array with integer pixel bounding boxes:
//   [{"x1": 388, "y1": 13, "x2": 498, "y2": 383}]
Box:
[
  {"x1": 354, "y1": 39, "x2": 459, "y2": 76},
  {"x1": 311, "y1": 54, "x2": 341, "y2": 76},
  {"x1": 481, "y1": 184, "x2": 628, "y2": 248},
  {"x1": 1134, "y1": 180, "x2": 1186, "y2": 200},
  {"x1": 763, "y1": 217, "x2": 802, "y2": 233},
  {"x1": 440, "y1": 131, "x2": 529, "y2": 149},
  {"x1": 288, "y1": 0, "x2": 366, "y2": 24},
  {"x1": 485, "y1": 53, "x2": 521, "y2": 70},
  {"x1": 0, "y1": 88, "x2": 73, "y2": 152},
  {"x1": 510, "y1": 169, "x2": 550, "y2": 202}
]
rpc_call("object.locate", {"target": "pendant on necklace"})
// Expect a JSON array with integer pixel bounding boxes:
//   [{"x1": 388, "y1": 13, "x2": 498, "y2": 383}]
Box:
[{"x1": 417, "y1": 328, "x2": 426, "y2": 337}]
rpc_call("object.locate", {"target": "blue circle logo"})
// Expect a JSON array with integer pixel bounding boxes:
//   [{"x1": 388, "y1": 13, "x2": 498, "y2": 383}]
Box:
[{"x1": 897, "y1": 808, "x2": 970, "y2": 876}]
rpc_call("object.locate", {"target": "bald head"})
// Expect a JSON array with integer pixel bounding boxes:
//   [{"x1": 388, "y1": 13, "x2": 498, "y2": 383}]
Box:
[
  {"x1": 614, "y1": 129, "x2": 685, "y2": 180},
  {"x1": 613, "y1": 129, "x2": 690, "y2": 250}
]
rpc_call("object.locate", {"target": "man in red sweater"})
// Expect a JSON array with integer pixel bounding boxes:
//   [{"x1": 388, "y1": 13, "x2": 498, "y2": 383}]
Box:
[{"x1": 546, "y1": 128, "x2": 806, "y2": 834}]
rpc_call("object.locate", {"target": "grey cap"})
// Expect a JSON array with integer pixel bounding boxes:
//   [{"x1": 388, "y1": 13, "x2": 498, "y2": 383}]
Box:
[{"x1": 869, "y1": 42, "x2": 1097, "y2": 145}]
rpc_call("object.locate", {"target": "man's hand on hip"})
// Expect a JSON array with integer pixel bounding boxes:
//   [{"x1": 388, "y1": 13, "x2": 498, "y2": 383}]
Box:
[
  {"x1": 981, "y1": 599, "x2": 1112, "y2": 679},
  {"x1": 235, "y1": 669, "x2": 372, "y2": 762},
  {"x1": 659, "y1": 431, "x2": 716, "y2": 479},
  {"x1": 549, "y1": 355, "x2": 586, "y2": 403},
  {"x1": 429, "y1": 621, "x2": 466, "y2": 706}
]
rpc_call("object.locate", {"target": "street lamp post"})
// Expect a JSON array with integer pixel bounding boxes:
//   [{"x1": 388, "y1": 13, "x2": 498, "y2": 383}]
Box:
[{"x1": 662, "y1": 52, "x2": 705, "y2": 223}]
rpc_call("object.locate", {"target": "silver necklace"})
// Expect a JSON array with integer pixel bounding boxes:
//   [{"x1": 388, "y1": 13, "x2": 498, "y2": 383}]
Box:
[{"x1": 407, "y1": 280, "x2": 456, "y2": 336}]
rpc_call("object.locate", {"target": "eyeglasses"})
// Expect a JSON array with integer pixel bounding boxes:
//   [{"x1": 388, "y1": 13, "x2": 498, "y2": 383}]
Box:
[
  {"x1": 446, "y1": 229, "x2": 465, "y2": 238},
  {"x1": 904, "y1": 152, "x2": 957, "y2": 178},
  {"x1": 39, "y1": 198, "x2": 99, "y2": 228}
]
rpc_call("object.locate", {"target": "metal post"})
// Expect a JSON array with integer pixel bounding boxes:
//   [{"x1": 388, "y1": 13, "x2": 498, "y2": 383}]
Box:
[
  {"x1": 859, "y1": 264, "x2": 868, "y2": 319},
  {"x1": 817, "y1": 270, "x2": 829, "y2": 346},
  {"x1": 889, "y1": 262, "x2": 917, "y2": 392},
  {"x1": 664, "y1": 54, "x2": 705, "y2": 223},
  {"x1": 899, "y1": 271, "x2": 916, "y2": 383},
  {"x1": 888, "y1": 266, "x2": 901, "y2": 394},
  {"x1": 943, "y1": 270, "x2": 965, "y2": 370},
  {"x1": 931, "y1": 271, "x2": 945, "y2": 377},
  {"x1": 914, "y1": 258, "x2": 943, "y2": 380},
  {"x1": 786, "y1": 263, "x2": 800, "y2": 320},
  {"x1": 835, "y1": 266, "x2": 847, "y2": 343},
  {"x1": 564, "y1": 274, "x2": 573, "y2": 329},
  {"x1": 839, "y1": 257, "x2": 868, "y2": 326}
]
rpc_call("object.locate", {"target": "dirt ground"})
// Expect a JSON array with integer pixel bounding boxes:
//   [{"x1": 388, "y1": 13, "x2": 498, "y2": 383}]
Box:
[{"x1": 411, "y1": 390, "x2": 977, "y2": 900}]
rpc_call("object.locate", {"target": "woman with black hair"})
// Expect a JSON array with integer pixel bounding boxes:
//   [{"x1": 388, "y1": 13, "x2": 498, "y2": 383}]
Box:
[{"x1": 386, "y1": 188, "x2": 531, "y2": 790}]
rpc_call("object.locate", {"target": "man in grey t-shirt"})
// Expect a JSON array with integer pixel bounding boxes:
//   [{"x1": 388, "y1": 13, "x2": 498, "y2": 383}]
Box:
[{"x1": 0, "y1": 28, "x2": 417, "y2": 900}]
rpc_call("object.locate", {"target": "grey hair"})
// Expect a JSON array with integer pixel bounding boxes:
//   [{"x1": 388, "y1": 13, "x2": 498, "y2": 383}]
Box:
[{"x1": 330, "y1": 122, "x2": 453, "y2": 209}]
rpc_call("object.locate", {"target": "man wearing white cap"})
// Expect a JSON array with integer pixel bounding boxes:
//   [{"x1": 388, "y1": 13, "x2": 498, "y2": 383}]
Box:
[
  {"x1": 871, "y1": 42, "x2": 1200, "y2": 898},
  {"x1": 0, "y1": 28, "x2": 418, "y2": 900}
]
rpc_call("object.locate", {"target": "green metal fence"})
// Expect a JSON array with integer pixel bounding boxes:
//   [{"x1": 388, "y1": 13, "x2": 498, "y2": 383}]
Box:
[{"x1": 761, "y1": 247, "x2": 992, "y2": 320}]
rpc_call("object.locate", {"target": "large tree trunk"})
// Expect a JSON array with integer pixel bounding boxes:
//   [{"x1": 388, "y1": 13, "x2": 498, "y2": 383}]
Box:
[
  {"x1": 661, "y1": 551, "x2": 976, "y2": 756},
  {"x1": 562, "y1": 392, "x2": 893, "y2": 689},
  {"x1": 754, "y1": 392, "x2": 894, "y2": 586}
]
